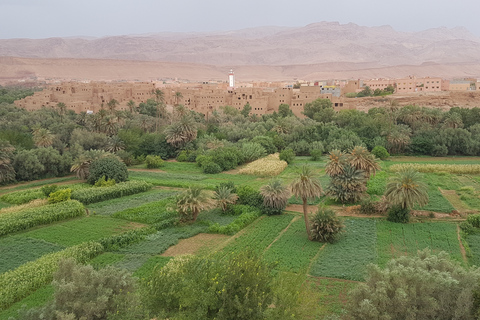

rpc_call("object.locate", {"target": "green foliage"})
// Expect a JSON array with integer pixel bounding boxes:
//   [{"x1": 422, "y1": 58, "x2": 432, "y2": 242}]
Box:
[
  {"x1": 98, "y1": 227, "x2": 157, "y2": 251},
  {"x1": 0, "y1": 200, "x2": 85, "y2": 236},
  {"x1": 347, "y1": 250, "x2": 480, "y2": 320},
  {"x1": 112, "y1": 197, "x2": 177, "y2": 224},
  {"x1": 460, "y1": 221, "x2": 475, "y2": 234},
  {"x1": 41, "y1": 184, "x2": 59, "y2": 197},
  {"x1": 310, "y1": 149, "x2": 323, "y2": 161},
  {"x1": 47, "y1": 188, "x2": 71, "y2": 204},
  {"x1": 387, "y1": 204, "x2": 410, "y2": 223},
  {"x1": 327, "y1": 164, "x2": 367, "y2": 203},
  {"x1": 260, "y1": 179, "x2": 290, "y2": 215},
  {"x1": 87, "y1": 156, "x2": 128, "y2": 185},
  {"x1": 467, "y1": 214, "x2": 480, "y2": 228},
  {"x1": 145, "y1": 155, "x2": 165, "y2": 168},
  {"x1": 202, "y1": 161, "x2": 222, "y2": 174},
  {"x1": 208, "y1": 206, "x2": 261, "y2": 235},
  {"x1": 209, "y1": 146, "x2": 244, "y2": 171},
  {"x1": 0, "y1": 188, "x2": 45, "y2": 205},
  {"x1": 13, "y1": 147, "x2": 72, "y2": 181},
  {"x1": 366, "y1": 170, "x2": 387, "y2": 195},
  {"x1": 94, "y1": 175, "x2": 116, "y2": 187},
  {"x1": 303, "y1": 98, "x2": 333, "y2": 119},
  {"x1": 279, "y1": 148, "x2": 295, "y2": 164},
  {"x1": 71, "y1": 181, "x2": 152, "y2": 204},
  {"x1": 241, "y1": 142, "x2": 267, "y2": 162},
  {"x1": 310, "y1": 207, "x2": 345, "y2": 243},
  {"x1": 371, "y1": 145, "x2": 389, "y2": 160},
  {"x1": 144, "y1": 251, "x2": 298, "y2": 320},
  {"x1": 385, "y1": 168, "x2": 429, "y2": 209},
  {"x1": 0, "y1": 241, "x2": 103, "y2": 311},
  {"x1": 310, "y1": 218, "x2": 377, "y2": 281},
  {"x1": 237, "y1": 185, "x2": 263, "y2": 208},
  {"x1": 251, "y1": 135, "x2": 277, "y2": 154},
  {"x1": 13, "y1": 258, "x2": 145, "y2": 320},
  {"x1": 357, "y1": 199, "x2": 377, "y2": 215}
]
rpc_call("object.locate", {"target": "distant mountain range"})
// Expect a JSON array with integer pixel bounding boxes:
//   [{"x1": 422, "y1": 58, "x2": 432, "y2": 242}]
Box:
[{"x1": 2, "y1": 22, "x2": 480, "y2": 82}]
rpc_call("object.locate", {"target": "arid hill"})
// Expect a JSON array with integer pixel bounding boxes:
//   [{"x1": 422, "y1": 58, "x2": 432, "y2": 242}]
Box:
[{"x1": 1, "y1": 22, "x2": 480, "y2": 82}]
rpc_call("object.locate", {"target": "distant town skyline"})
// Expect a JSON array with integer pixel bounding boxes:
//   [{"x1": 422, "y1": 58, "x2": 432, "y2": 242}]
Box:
[{"x1": 1, "y1": 0, "x2": 479, "y2": 39}]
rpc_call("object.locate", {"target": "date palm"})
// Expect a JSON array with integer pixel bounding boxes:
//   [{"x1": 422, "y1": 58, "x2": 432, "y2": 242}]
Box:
[
  {"x1": 164, "y1": 115, "x2": 197, "y2": 147},
  {"x1": 70, "y1": 150, "x2": 114, "y2": 180},
  {"x1": 348, "y1": 146, "x2": 380, "y2": 177},
  {"x1": 385, "y1": 168, "x2": 428, "y2": 210},
  {"x1": 106, "y1": 99, "x2": 119, "y2": 114},
  {"x1": 290, "y1": 166, "x2": 323, "y2": 240},
  {"x1": 33, "y1": 128, "x2": 54, "y2": 148},
  {"x1": 327, "y1": 164, "x2": 367, "y2": 203},
  {"x1": 127, "y1": 100, "x2": 137, "y2": 114},
  {"x1": 325, "y1": 150, "x2": 346, "y2": 177},
  {"x1": 214, "y1": 186, "x2": 238, "y2": 212},
  {"x1": 260, "y1": 179, "x2": 290, "y2": 212},
  {"x1": 0, "y1": 142, "x2": 15, "y2": 184},
  {"x1": 176, "y1": 186, "x2": 214, "y2": 222},
  {"x1": 105, "y1": 135, "x2": 125, "y2": 153}
]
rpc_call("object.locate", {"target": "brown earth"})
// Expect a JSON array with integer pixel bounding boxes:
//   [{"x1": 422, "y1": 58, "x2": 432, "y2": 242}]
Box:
[{"x1": 161, "y1": 233, "x2": 229, "y2": 256}]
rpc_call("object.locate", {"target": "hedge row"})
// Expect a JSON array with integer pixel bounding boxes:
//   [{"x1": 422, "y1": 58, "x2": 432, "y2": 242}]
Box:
[
  {"x1": 99, "y1": 227, "x2": 157, "y2": 251},
  {"x1": 0, "y1": 200, "x2": 85, "y2": 237},
  {"x1": 208, "y1": 206, "x2": 262, "y2": 235},
  {"x1": 0, "y1": 241, "x2": 103, "y2": 311},
  {"x1": 71, "y1": 181, "x2": 153, "y2": 204},
  {"x1": 0, "y1": 189, "x2": 45, "y2": 205}
]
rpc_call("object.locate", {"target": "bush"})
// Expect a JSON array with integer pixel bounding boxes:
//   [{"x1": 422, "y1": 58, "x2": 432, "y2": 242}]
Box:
[
  {"x1": 94, "y1": 175, "x2": 116, "y2": 187},
  {"x1": 215, "y1": 181, "x2": 236, "y2": 193},
  {"x1": 87, "y1": 157, "x2": 128, "y2": 185},
  {"x1": 467, "y1": 214, "x2": 480, "y2": 228},
  {"x1": 99, "y1": 227, "x2": 156, "y2": 251},
  {"x1": 347, "y1": 250, "x2": 480, "y2": 320},
  {"x1": 431, "y1": 144, "x2": 448, "y2": 157},
  {"x1": 202, "y1": 161, "x2": 222, "y2": 174},
  {"x1": 210, "y1": 147, "x2": 243, "y2": 171},
  {"x1": 358, "y1": 199, "x2": 377, "y2": 215},
  {"x1": 371, "y1": 146, "x2": 390, "y2": 160},
  {"x1": 144, "y1": 251, "x2": 299, "y2": 319},
  {"x1": 0, "y1": 200, "x2": 85, "y2": 236},
  {"x1": 279, "y1": 148, "x2": 295, "y2": 164},
  {"x1": 460, "y1": 221, "x2": 475, "y2": 234},
  {"x1": 41, "y1": 185, "x2": 59, "y2": 197},
  {"x1": 310, "y1": 207, "x2": 345, "y2": 243},
  {"x1": 71, "y1": 181, "x2": 152, "y2": 205},
  {"x1": 0, "y1": 189, "x2": 45, "y2": 205},
  {"x1": 0, "y1": 241, "x2": 103, "y2": 311},
  {"x1": 176, "y1": 150, "x2": 189, "y2": 162},
  {"x1": 47, "y1": 188, "x2": 72, "y2": 204},
  {"x1": 195, "y1": 154, "x2": 212, "y2": 167},
  {"x1": 237, "y1": 185, "x2": 263, "y2": 208},
  {"x1": 310, "y1": 149, "x2": 323, "y2": 161},
  {"x1": 287, "y1": 140, "x2": 311, "y2": 156},
  {"x1": 145, "y1": 155, "x2": 165, "y2": 169},
  {"x1": 387, "y1": 205, "x2": 410, "y2": 223},
  {"x1": 241, "y1": 142, "x2": 267, "y2": 163},
  {"x1": 208, "y1": 206, "x2": 261, "y2": 235}
]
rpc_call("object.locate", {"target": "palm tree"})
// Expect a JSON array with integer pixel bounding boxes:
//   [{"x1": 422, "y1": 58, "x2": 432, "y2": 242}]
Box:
[
  {"x1": 56, "y1": 102, "x2": 67, "y2": 122},
  {"x1": 164, "y1": 115, "x2": 197, "y2": 147},
  {"x1": 0, "y1": 142, "x2": 15, "y2": 184},
  {"x1": 325, "y1": 150, "x2": 346, "y2": 177},
  {"x1": 106, "y1": 99, "x2": 119, "y2": 114},
  {"x1": 174, "y1": 91, "x2": 183, "y2": 106},
  {"x1": 290, "y1": 166, "x2": 323, "y2": 240},
  {"x1": 260, "y1": 179, "x2": 290, "y2": 214},
  {"x1": 214, "y1": 186, "x2": 238, "y2": 212},
  {"x1": 348, "y1": 146, "x2": 380, "y2": 177},
  {"x1": 386, "y1": 124, "x2": 411, "y2": 154},
  {"x1": 153, "y1": 89, "x2": 166, "y2": 132},
  {"x1": 33, "y1": 128, "x2": 54, "y2": 148},
  {"x1": 127, "y1": 100, "x2": 137, "y2": 114},
  {"x1": 70, "y1": 150, "x2": 117, "y2": 180},
  {"x1": 384, "y1": 168, "x2": 429, "y2": 210},
  {"x1": 327, "y1": 164, "x2": 367, "y2": 203},
  {"x1": 105, "y1": 136, "x2": 125, "y2": 153},
  {"x1": 176, "y1": 186, "x2": 214, "y2": 222},
  {"x1": 443, "y1": 113, "x2": 463, "y2": 129}
]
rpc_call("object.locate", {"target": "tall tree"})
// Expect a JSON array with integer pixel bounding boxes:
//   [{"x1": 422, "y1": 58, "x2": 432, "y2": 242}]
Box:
[
  {"x1": 348, "y1": 145, "x2": 380, "y2": 177},
  {"x1": 106, "y1": 99, "x2": 119, "y2": 114},
  {"x1": 385, "y1": 168, "x2": 428, "y2": 209},
  {"x1": 164, "y1": 115, "x2": 197, "y2": 147},
  {"x1": 290, "y1": 166, "x2": 323, "y2": 240},
  {"x1": 174, "y1": 91, "x2": 183, "y2": 106},
  {"x1": 127, "y1": 100, "x2": 137, "y2": 114},
  {"x1": 32, "y1": 128, "x2": 54, "y2": 148}
]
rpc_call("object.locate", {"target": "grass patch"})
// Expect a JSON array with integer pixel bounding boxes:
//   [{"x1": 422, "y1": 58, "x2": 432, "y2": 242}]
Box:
[
  {"x1": 133, "y1": 255, "x2": 172, "y2": 279},
  {"x1": 466, "y1": 232, "x2": 480, "y2": 266},
  {"x1": 263, "y1": 217, "x2": 320, "y2": 273},
  {"x1": 367, "y1": 171, "x2": 387, "y2": 195},
  {"x1": 376, "y1": 220, "x2": 463, "y2": 267},
  {"x1": 0, "y1": 285, "x2": 54, "y2": 320},
  {"x1": 87, "y1": 189, "x2": 178, "y2": 216},
  {"x1": 89, "y1": 252, "x2": 126, "y2": 269},
  {"x1": 309, "y1": 218, "x2": 377, "y2": 281},
  {"x1": 129, "y1": 171, "x2": 214, "y2": 189},
  {"x1": 112, "y1": 197, "x2": 176, "y2": 224},
  {"x1": 221, "y1": 215, "x2": 294, "y2": 254},
  {"x1": 0, "y1": 237, "x2": 64, "y2": 274},
  {"x1": 111, "y1": 253, "x2": 151, "y2": 272},
  {"x1": 311, "y1": 278, "x2": 357, "y2": 317},
  {"x1": 19, "y1": 216, "x2": 138, "y2": 246}
]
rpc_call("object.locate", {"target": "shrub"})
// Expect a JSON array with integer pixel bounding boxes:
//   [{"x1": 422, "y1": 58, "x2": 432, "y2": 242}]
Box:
[
  {"x1": 0, "y1": 200, "x2": 85, "y2": 236},
  {"x1": 214, "y1": 181, "x2": 236, "y2": 193},
  {"x1": 41, "y1": 185, "x2": 59, "y2": 197},
  {"x1": 87, "y1": 157, "x2": 128, "y2": 185},
  {"x1": 0, "y1": 189, "x2": 45, "y2": 205},
  {"x1": 202, "y1": 161, "x2": 222, "y2": 174},
  {"x1": 310, "y1": 149, "x2": 323, "y2": 161},
  {"x1": 208, "y1": 206, "x2": 261, "y2": 235},
  {"x1": 71, "y1": 181, "x2": 152, "y2": 205},
  {"x1": 279, "y1": 148, "x2": 295, "y2": 164},
  {"x1": 347, "y1": 250, "x2": 480, "y2": 320},
  {"x1": 195, "y1": 154, "x2": 212, "y2": 167},
  {"x1": 467, "y1": 214, "x2": 480, "y2": 228},
  {"x1": 94, "y1": 175, "x2": 116, "y2": 187},
  {"x1": 371, "y1": 145, "x2": 390, "y2": 160},
  {"x1": 310, "y1": 207, "x2": 345, "y2": 243},
  {"x1": 176, "y1": 150, "x2": 189, "y2": 162},
  {"x1": 47, "y1": 188, "x2": 72, "y2": 204},
  {"x1": 310, "y1": 141, "x2": 324, "y2": 154},
  {"x1": 237, "y1": 185, "x2": 263, "y2": 208},
  {"x1": 431, "y1": 144, "x2": 448, "y2": 157},
  {"x1": 287, "y1": 140, "x2": 311, "y2": 156},
  {"x1": 99, "y1": 227, "x2": 156, "y2": 251},
  {"x1": 145, "y1": 155, "x2": 165, "y2": 169},
  {"x1": 241, "y1": 142, "x2": 267, "y2": 163},
  {"x1": 0, "y1": 241, "x2": 103, "y2": 311},
  {"x1": 387, "y1": 205, "x2": 410, "y2": 223},
  {"x1": 144, "y1": 250, "x2": 298, "y2": 319},
  {"x1": 460, "y1": 221, "x2": 475, "y2": 234},
  {"x1": 358, "y1": 199, "x2": 377, "y2": 215},
  {"x1": 210, "y1": 147, "x2": 243, "y2": 170}
]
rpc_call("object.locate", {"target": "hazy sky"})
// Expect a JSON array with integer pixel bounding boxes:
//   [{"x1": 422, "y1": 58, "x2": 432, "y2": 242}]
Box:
[{"x1": 1, "y1": 0, "x2": 479, "y2": 39}]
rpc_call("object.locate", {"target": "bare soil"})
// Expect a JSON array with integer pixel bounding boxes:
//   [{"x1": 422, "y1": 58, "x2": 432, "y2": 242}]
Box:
[{"x1": 161, "y1": 233, "x2": 229, "y2": 256}]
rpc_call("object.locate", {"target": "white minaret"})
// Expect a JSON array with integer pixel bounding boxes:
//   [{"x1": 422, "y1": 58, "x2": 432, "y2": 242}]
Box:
[{"x1": 228, "y1": 69, "x2": 235, "y2": 88}]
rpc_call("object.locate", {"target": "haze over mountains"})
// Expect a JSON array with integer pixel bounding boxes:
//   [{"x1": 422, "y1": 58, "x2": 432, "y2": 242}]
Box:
[{"x1": 2, "y1": 22, "x2": 480, "y2": 82}]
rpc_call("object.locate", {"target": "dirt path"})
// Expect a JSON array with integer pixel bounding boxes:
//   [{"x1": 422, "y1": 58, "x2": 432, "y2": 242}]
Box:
[
  {"x1": 128, "y1": 168, "x2": 166, "y2": 173},
  {"x1": 161, "y1": 233, "x2": 230, "y2": 257},
  {"x1": 264, "y1": 215, "x2": 299, "y2": 253},
  {"x1": 457, "y1": 225, "x2": 468, "y2": 264},
  {"x1": 285, "y1": 204, "x2": 384, "y2": 218}
]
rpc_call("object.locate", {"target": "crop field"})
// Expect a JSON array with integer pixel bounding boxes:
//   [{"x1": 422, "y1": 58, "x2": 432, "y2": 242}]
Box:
[{"x1": 2, "y1": 156, "x2": 480, "y2": 319}]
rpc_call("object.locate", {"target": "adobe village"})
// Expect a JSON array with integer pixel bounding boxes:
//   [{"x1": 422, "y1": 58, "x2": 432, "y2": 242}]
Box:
[{"x1": 3, "y1": 21, "x2": 480, "y2": 320}]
